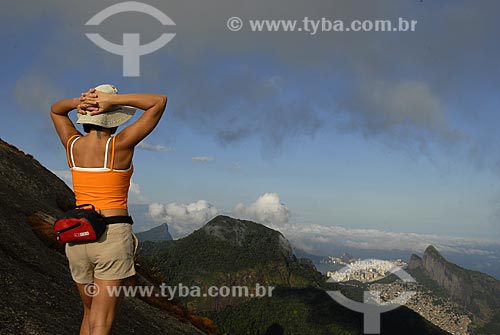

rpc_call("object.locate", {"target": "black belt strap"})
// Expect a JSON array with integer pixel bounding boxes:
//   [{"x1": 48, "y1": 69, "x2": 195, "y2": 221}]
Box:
[{"x1": 104, "y1": 216, "x2": 134, "y2": 225}]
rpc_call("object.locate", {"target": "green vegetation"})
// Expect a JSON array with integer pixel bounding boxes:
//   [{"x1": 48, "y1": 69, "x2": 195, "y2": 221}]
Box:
[
  {"x1": 138, "y1": 216, "x2": 453, "y2": 334},
  {"x1": 138, "y1": 216, "x2": 324, "y2": 311},
  {"x1": 139, "y1": 216, "x2": 324, "y2": 288},
  {"x1": 200, "y1": 286, "x2": 449, "y2": 335},
  {"x1": 474, "y1": 311, "x2": 500, "y2": 335}
]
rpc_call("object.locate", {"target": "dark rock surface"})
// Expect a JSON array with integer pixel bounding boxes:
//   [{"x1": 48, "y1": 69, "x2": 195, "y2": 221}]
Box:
[{"x1": 0, "y1": 139, "x2": 208, "y2": 335}]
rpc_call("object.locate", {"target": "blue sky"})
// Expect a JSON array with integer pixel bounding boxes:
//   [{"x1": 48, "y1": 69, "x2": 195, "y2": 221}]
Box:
[{"x1": 2, "y1": 0, "x2": 500, "y2": 261}]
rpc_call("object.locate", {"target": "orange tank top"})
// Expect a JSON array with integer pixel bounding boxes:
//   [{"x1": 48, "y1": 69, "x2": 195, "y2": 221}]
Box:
[{"x1": 66, "y1": 134, "x2": 133, "y2": 211}]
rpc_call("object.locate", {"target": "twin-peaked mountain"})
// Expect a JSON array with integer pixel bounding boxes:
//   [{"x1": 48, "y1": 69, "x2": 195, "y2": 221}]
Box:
[{"x1": 408, "y1": 245, "x2": 500, "y2": 333}]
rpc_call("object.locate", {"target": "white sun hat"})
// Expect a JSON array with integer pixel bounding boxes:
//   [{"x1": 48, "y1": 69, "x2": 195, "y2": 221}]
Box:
[{"x1": 76, "y1": 84, "x2": 136, "y2": 128}]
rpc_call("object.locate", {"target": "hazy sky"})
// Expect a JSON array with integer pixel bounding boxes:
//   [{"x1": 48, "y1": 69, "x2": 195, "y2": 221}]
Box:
[{"x1": 2, "y1": 0, "x2": 500, "y2": 256}]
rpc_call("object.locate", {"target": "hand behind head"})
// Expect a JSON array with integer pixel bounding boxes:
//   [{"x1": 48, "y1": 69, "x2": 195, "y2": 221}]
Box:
[{"x1": 78, "y1": 88, "x2": 114, "y2": 115}]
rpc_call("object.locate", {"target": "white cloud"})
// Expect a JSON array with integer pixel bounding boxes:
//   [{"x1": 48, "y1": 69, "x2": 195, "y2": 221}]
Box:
[
  {"x1": 137, "y1": 141, "x2": 172, "y2": 152},
  {"x1": 148, "y1": 200, "x2": 220, "y2": 237},
  {"x1": 145, "y1": 193, "x2": 497, "y2": 258},
  {"x1": 129, "y1": 179, "x2": 149, "y2": 203},
  {"x1": 148, "y1": 203, "x2": 165, "y2": 218},
  {"x1": 274, "y1": 223, "x2": 499, "y2": 257},
  {"x1": 234, "y1": 193, "x2": 291, "y2": 226},
  {"x1": 192, "y1": 156, "x2": 215, "y2": 162},
  {"x1": 129, "y1": 180, "x2": 141, "y2": 195}
]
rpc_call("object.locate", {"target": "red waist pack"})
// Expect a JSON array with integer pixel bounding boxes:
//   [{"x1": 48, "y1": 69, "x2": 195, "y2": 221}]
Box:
[{"x1": 54, "y1": 204, "x2": 107, "y2": 244}]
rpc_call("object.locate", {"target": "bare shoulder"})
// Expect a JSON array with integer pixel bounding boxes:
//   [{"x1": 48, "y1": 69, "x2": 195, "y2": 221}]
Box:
[{"x1": 112, "y1": 135, "x2": 135, "y2": 169}]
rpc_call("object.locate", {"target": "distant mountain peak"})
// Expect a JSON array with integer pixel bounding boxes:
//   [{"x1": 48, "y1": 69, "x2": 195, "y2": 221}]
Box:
[
  {"x1": 136, "y1": 223, "x2": 173, "y2": 242},
  {"x1": 340, "y1": 252, "x2": 355, "y2": 263},
  {"x1": 202, "y1": 215, "x2": 251, "y2": 246},
  {"x1": 409, "y1": 245, "x2": 500, "y2": 326},
  {"x1": 424, "y1": 245, "x2": 443, "y2": 259},
  {"x1": 200, "y1": 215, "x2": 292, "y2": 248},
  {"x1": 205, "y1": 214, "x2": 234, "y2": 226},
  {"x1": 408, "y1": 254, "x2": 423, "y2": 270},
  {"x1": 138, "y1": 213, "x2": 325, "y2": 313},
  {"x1": 200, "y1": 215, "x2": 293, "y2": 259}
]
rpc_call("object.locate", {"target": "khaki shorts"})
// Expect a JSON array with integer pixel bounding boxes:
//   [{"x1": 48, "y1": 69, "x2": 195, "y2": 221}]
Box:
[{"x1": 65, "y1": 223, "x2": 139, "y2": 284}]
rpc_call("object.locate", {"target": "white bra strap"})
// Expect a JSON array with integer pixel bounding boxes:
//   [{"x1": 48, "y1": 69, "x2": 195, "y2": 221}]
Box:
[
  {"x1": 70, "y1": 136, "x2": 81, "y2": 168},
  {"x1": 104, "y1": 136, "x2": 113, "y2": 169}
]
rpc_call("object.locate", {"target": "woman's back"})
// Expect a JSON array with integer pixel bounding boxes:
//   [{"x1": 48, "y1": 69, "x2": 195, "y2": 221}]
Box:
[
  {"x1": 68, "y1": 132, "x2": 135, "y2": 216},
  {"x1": 52, "y1": 87, "x2": 167, "y2": 217},
  {"x1": 70, "y1": 133, "x2": 133, "y2": 171}
]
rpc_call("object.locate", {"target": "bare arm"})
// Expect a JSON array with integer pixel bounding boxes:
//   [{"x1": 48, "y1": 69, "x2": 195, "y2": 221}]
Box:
[
  {"x1": 84, "y1": 92, "x2": 168, "y2": 148},
  {"x1": 50, "y1": 98, "x2": 83, "y2": 146}
]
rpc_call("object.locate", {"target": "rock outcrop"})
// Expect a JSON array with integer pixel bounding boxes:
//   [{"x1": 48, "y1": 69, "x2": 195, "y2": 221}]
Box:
[
  {"x1": 408, "y1": 254, "x2": 423, "y2": 270},
  {"x1": 409, "y1": 245, "x2": 500, "y2": 325},
  {"x1": 421, "y1": 246, "x2": 473, "y2": 308},
  {"x1": 136, "y1": 223, "x2": 173, "y2": 242},
  {"x1": 0, "y1": 139, "x2": 213, "y2": 334}
]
